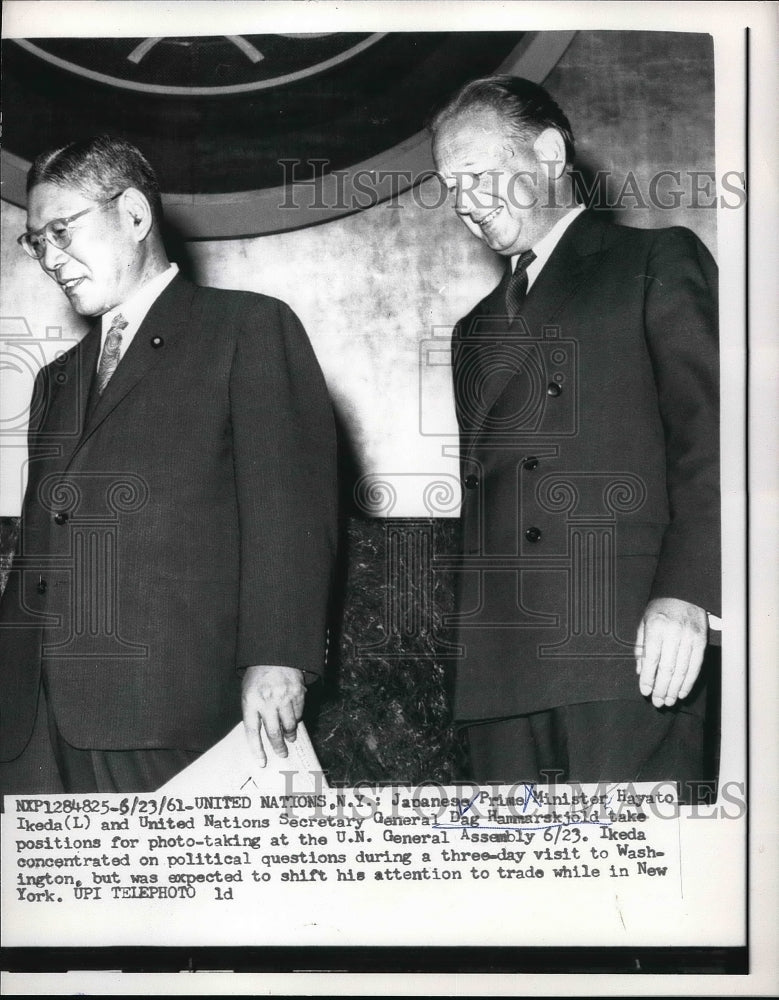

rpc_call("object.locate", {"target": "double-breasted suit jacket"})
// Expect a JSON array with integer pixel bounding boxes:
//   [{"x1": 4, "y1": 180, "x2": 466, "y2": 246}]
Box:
[
  {"x1": 451, "y1": 210, "x2": 720, "y2": 724},
  {"x1": 0, "y1": 275, "x2": 337, "y2": 759}
]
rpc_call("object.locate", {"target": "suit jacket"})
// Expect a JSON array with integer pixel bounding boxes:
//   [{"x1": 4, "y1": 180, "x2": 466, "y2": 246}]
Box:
[
  {"x1": 451, "y1": 210, "x2": 720, "y2": 722},
  {"x1": 0, "y1": 275, "x2": 337, "y2": 758}
]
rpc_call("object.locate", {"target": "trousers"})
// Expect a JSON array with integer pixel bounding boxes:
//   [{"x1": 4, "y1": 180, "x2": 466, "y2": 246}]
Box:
[{"x1": 466, "y1": 697, "x2": 719, "y2": 805}]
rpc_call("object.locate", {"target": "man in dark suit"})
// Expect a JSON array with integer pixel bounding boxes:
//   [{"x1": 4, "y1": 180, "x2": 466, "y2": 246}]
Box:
[
  {"x1": 431, "y1": 77, "x2": 720, "y2": 791},
  {"x1": 0, "y1": 135, "x2": 337, "y2": 794}
]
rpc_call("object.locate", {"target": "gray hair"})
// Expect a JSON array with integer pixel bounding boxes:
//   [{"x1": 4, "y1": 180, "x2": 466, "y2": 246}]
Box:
[
  {"x1": 27, "y1": 134, "x2": 163, "y2": 223},
  {"x1": 430, "y1": 75, "x2": 575, "y2": 165}
]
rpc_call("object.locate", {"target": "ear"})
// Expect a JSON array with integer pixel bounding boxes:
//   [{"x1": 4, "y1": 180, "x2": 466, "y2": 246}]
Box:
[
  {"x1": 117, "y1": 187, "x2": 154, "y2": 243},
  {"x1": 533, "y1": 128, "x2": 567, "y2": 180}
]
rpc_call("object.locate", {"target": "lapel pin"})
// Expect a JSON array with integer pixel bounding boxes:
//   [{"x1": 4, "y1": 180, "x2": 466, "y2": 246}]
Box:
[{"x1": 151, "y1": 336, "x2": 164, "y2": 348}]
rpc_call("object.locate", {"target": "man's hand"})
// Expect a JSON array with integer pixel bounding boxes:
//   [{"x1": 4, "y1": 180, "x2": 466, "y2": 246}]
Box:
[
  {"x1": 241, "y1": 664, "x2": 306, "y2": 767},
  {"x1": 635, "y1": 597, "x2": 708, "y2": 707}
]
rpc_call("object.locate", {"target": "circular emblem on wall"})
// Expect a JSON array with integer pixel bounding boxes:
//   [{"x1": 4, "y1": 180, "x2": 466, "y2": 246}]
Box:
[
  {"x1": 13, "y1": 34, "x2": 390, "y2": 96},
  {"x1": 2, "y1": 31, "x2": 576, "y2": 236}
]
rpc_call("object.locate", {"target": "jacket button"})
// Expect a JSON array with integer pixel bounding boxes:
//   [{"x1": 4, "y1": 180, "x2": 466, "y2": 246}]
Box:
[
  {"x1": 151, "y1": 336, "x2": 164, "y2": 348},
  {"x1": 523, "y1": 457, "x2": 539, "y2": 471},
  {"x1": 53, "y1": 511, "x2": 69, "y2": 525},
  {"x1": 525, "y1": 526, "x2": 542, "y2": 543},
  {"x1": 546, "y1": 382, "x2": 562, "y2": 397},
  {"x1": 464, "y1": 475, "x2": 480, "y2": 490},
  {"x1": 37, "y1": 577, "x2": 47, "y2": 594}
]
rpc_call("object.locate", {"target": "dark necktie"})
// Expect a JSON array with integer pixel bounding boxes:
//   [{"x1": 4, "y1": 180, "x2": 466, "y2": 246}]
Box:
[
  {"x1": 95, "y1": 313, "x2": 128, "y2": 395},
  {"x1": 505, "y1": 250, "x2": 537, "y2": 320}
]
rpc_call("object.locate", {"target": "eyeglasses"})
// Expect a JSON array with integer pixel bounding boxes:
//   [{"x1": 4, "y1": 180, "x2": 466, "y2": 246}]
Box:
[{"x1": 17, "y1": 191, "x2": 124, "y2": 260}]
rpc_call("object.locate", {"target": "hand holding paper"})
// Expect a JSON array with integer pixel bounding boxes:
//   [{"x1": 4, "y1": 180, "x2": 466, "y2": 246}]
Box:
[{"x1": 241, "y1": 664, "x2": 306, "y2": 767}]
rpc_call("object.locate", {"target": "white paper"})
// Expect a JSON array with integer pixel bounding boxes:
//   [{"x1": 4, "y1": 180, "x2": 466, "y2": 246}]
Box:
[{"x1": 157, "y1": 722, "x2": 329, "y2": 795}]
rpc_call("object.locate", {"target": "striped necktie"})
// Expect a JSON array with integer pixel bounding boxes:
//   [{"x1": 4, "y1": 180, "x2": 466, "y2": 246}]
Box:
[
  {"x1": 505, "y1": 250, "x2": 537, "y2": 320},
  {"x1": 95, "y1": 313, "x2": 128, "y2": 395}
]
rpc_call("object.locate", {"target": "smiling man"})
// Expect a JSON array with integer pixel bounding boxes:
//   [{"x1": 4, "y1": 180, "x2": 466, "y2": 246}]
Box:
[
  {"x1": 0, "y1": 135, "x2": 337, "y2": 794},
  {"x1": 431, "y1": 77, "x2": 721, "y2": 797}
]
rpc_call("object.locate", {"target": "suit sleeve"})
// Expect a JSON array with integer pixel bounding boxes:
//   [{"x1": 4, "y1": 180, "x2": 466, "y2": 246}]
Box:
[
  {"x1": 643, "y1": 227, "x2": 721, "y2": 617},
  {"x1": 26, "y1": 359, "x2": 55, "y2": 456},
  {"x1": 20, "y1": 360, "x2": 57, "y2": 513},
  {"x1": 228, "y1": 296, "x2": 338, "y2": 678}
]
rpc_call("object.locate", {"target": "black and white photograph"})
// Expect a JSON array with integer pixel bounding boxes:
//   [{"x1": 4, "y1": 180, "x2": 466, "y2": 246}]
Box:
[{"x1": 0, "y1": 1, "x2": 775, "y2": 995}]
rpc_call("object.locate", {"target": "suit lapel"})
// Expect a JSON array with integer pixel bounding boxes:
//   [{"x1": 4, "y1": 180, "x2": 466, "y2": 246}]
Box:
[
  {"x1": 468, "y1": 211, "x2": 612, "y2": 444},
  {"x1": 516, "y1": 212, "x2": 605, "y2": 335},
  {"x1": 76, "y1": 323, "x2": 101, "y2": 439},
  {"x1": 67, "y1": 275, "x2": 195, "y2": 466}
]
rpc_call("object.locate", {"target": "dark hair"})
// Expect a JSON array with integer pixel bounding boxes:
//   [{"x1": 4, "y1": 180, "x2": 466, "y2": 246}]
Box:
[
  {"x1": 26, "y1": 135, "x2": 164, "y2": 224},
  {"x1": 430, "y1": 75, "x2": 575, "y2": 165}
]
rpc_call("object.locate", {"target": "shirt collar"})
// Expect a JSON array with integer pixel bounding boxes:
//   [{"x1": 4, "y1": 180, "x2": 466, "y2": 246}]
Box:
[
  {"x1": 101, "y1": 263, "x2": 179, "y2": 335},
  {"x1": 512, "y1": 205, "x2": 586, "y2": 281}
]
